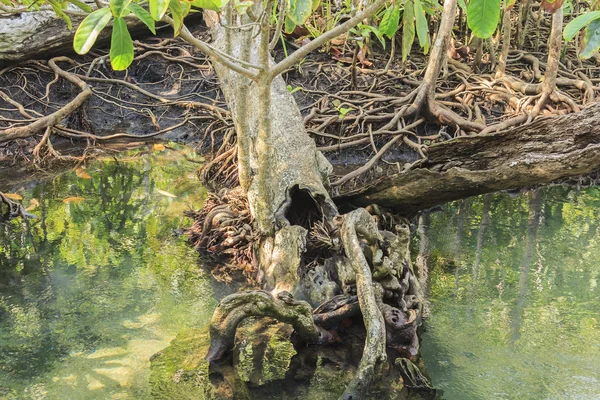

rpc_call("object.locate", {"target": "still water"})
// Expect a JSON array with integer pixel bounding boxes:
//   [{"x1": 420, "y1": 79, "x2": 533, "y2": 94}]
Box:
[
  {"x1": 0, "y1": 147, "x2": 216, "y2": 399},
  {"x1": 419, "y1": 188, "x2": 600, "y2": 400},
  {"x1": 2, "y1": 149, "x2": 600, "y2": 399}
]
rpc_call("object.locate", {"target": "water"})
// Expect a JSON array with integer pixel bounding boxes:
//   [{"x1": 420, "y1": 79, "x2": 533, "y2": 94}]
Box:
[
  {"x1": 0, "y1": 146, "x2": 216, "y2": 399},
  {"x1": 3, "y1": 149, "x2": 600, "y2": 400},
  {"x1": 418, "y1": 187, "x2": 600, "y2": 400}
]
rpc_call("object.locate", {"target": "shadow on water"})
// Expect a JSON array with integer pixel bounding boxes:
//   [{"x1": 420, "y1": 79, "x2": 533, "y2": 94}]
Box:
[
  {"x1": 418, "y1": 186, "x2": 600, "y2": 400},
  {"x1": 0, "y1": 146, "x2": 218, "y2": 399}
]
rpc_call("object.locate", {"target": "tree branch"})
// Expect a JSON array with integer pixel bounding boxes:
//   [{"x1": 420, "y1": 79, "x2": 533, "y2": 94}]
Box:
[
  {"x1": 164, "y1": 17, "x2": 260, "y2": 81},
  {"x1": 269, "y1": 0, "x2": 388, "y2": 78}
]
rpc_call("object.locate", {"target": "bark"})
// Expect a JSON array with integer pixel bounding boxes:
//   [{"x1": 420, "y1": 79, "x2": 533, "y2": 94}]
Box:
[
  {"x1": 338, "y1": 209, "x2": 387, "y2": 399},
  {"x1": 336, "y1": 103, "x2": 600, "y2": 215},
  {"x1": 0, "y1": 9, "x2": 180, "y2": 65},
  {"x1": 204, "y1": 9, "x2": 337, "y2": 237},
  {"x1": 0, "y1": 10, "x2": 81, "y2": 65}
]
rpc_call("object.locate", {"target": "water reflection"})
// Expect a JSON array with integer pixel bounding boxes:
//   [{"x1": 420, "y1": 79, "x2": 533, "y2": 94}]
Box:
[
  {"x1": 419, "y1": 187, "x2": 600, "y2": 399},
  {"x1": 0, "y1": 147, "x2": 215, "y2": 399}
]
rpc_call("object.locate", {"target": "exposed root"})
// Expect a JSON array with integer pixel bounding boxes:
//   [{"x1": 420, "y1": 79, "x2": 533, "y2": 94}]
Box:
[
  {"x1": 0, "y1": 192, "x2": 37, "y2": 221},
  {"x1": 0, "y1": 34, "x2": 229, "y2": 163},
  {"x1": 200, "y1": 127, "x2": 240, "y2": 189},
  {"x1": 206, "y1": 290, "x2": 337, "y2": 362},
  {"x1": 202, "y1": 206, "x2": 424, "y2": 397},
  {"x1": 0, "y1": 57, "x2": 92, "y2": 144},
  {"x1": 185, "y1": 187, "x2": 256, "y2": 283},
  {"x1": 337, "y1": 209, "x2": 386, "y2": 399}
]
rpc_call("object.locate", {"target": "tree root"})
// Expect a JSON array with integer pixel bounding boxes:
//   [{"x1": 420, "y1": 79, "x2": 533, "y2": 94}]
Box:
[
  {"x1": 186, "y1": 187, "x2": 256, "y2": 283},
  {"x1": 203, "y1": 206, "x2": 424, "y2": 398},
  {"x1": 206, "y1": 290, "x2": 338, "y2": 362},
  {"x1": 338, "y1": 208, "x2": 387, "y2": 399},
  {"x1": 0, "y1": 192, "x2": 37, "y2": 221},
  {"x1": 0, "y1": 57, "x2": 91, "y2": 144}
]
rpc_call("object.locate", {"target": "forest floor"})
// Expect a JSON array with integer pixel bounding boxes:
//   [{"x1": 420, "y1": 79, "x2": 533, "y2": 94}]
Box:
[{"x1": 1, "y1": 18, "x2": 599, "y2": 201}]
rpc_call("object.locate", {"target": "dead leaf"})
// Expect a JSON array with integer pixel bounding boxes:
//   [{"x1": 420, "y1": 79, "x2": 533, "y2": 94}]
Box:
[
  {"x1": 76, "y1": 167, "x2": 92, "y2": 179},
  {"x1": 357, "y1": 46, "x2": 372, "y2": 67},
  {"x1": 154, "y1": 143, "x2": 166, "y2": 151},
  {"x1": 540, "y1": 0, "x2": 564, "y2": 12},
  {"x1": 63, "y1": 197, "x2": 85, "y2": 204},
  {"x1": 334, "y1": 57, "x2": 354, "y2": 64},
  {"x1": 26, "y1": 198, "x2": 40, "y2": 211},
  {"x1": 3, "y1": 193, "x2": 23, "y2": 201},
  {"x1": 331, "y1": 34, "x2": 347, "y2": 46},
  {"x1": 156, "y1": 189, "x2": 177, "y2": 198}
]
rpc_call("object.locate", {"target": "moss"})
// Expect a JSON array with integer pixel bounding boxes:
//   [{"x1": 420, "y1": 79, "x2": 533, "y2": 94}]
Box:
[
  {"x1": 149, "y1": 328, "x2": 220, "y2": 400},
  {"x1": 306, "y1": 356, "x2": 351, "y2": 400},
  {"x1": 234, "y1": 321, "x2": 296, "y2": 385}
]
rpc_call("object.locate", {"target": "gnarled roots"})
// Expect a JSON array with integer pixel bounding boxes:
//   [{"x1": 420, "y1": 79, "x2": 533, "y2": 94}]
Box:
[{"x1": 205, "y1": 208, "x2": 423, "y2": 399}]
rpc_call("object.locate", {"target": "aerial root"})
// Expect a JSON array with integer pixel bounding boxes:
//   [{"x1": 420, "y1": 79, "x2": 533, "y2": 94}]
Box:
[
  {"x1": 338, "y1": 209, "x2": 387, "y2": 399},
  {"x1": 0, "y1": 41, "x2": 228, "y2": 163},
  {"x1": 185, "y1": 187, "x2": 256, "y2": 283}
]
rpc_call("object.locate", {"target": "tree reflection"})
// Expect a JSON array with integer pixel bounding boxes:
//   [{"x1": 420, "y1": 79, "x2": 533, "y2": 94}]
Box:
[{"x1": 0, "y1": 148, "x2": 213, "y2": 398}]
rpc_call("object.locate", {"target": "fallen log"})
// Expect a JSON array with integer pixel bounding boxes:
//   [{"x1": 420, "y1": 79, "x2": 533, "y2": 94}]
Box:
[
  {"x1": 0, "y1": 9, "x2": 196, "y2": 65},
  {"x1": 337, "y1": 103, "x2": 600, "y2": 214}
]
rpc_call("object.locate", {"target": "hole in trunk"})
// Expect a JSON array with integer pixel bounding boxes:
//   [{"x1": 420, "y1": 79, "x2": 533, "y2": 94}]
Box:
[{"x1": 285, "y1": 185, "x2": 322, "y2": 230}]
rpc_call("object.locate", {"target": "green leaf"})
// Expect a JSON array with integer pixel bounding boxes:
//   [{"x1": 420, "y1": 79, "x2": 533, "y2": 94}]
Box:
[
  {"x1": 288, "y1": 0, "x2": 312, "y2": 25},
  {"x1": 48, "y1": 0, "x2": 73, "y2": 29},
  {"x1": 110, "y1": 0, "x2": 131, "y2": 17},
  {"x1": 234, "y1": 0, "x2": 253, "y2": 14},
  {"x1": 311, "y1": 0, "x2": 320, "y2": 12},
  {"x1": 127, "y1": 3, "x2": 156, "y2": 34},
  {"x1": 110, "y1": 17, "x2": 134, "y2": 70},
  {"x1": 458, "y1": 0, "x2": 467, "y2": 12},
  {"x1": 402, "y1": 0, "x2": 415, "y2": 62},
  {"x1": 284, "y1": 15, "x2": 296, "y2": 34},
  {"x1": 73, "y1": 8, "x2": 112, "y2": 54},
  {"x1": 378, "y1": 4, "x2": 400, "y2": 39},
  {"x1": 169, "y1": 0, "x2": 184, "y2": 36},
  {"x1": 563, "y1": 11, "x2": 600, "y2": 42},
  {"x1": 190, "y1": 0, "x2": 226, "y2": 11},
  {"x1": 66, "y1": 0, "x2": 92, "y2": 12},
  {"x1": 414, "y1": 0, "x2": 429, "y2": 53},
  {"x1": 581, "y1": 18, "x2": 600, "y2": 59},
  {"x1": 149, "y1": 0, "x2": 170, "y2": 20},
  {"x1": 467, "y1": 0, "x2": 501, "y2": 39}
]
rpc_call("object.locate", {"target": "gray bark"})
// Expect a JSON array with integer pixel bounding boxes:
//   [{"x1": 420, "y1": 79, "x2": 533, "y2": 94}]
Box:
[
  {"x1": 0, "y1": 11, "x2": 79, "y2": 64},
  {"x1": 0, "y1": 9, "x2": 169, "y2": 65},
  {"x1": 337, "y1": 103, "x2": 600, "y2": 215}
]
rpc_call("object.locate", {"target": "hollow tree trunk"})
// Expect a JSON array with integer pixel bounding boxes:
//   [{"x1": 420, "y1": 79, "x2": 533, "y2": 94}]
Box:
[
  {"x1": 336, "y1": 102, "x2": 600, "y2": 215},
  {"x1": 204, "y1": 8, "x2": 337, "y2": 294},
  {"x1": 200, "y1": 7, "x2": 424, "y2": 398}
]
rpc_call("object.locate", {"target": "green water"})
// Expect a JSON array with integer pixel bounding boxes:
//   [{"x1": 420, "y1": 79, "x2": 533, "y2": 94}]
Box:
[
  {"x1": 0, "y1": 147, "x2": 216, "y2": 399},
  {"x1": 419, "y1": 187, "x2": 600, "y2": 400},
  {"x1": 3, "y1": 149, "x2": 600, "y2": 400}
]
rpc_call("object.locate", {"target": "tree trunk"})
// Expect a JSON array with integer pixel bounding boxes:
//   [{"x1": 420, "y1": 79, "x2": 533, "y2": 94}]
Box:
[
  {"x1": 200, "y1": 7, "x2": 424, "y2": 398},
  {"x1": 337, "y1": 103, "x2": 600, "y2": 215}
]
